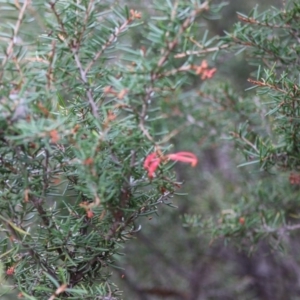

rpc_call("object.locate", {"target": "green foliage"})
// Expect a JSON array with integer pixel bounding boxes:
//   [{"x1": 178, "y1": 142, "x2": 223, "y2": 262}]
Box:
[
  {"x1": 1, "y1": 0, "x2": 300, "y2": 299},
  {"x1": 0, "y1": 0, "x2": 223, "y2": 299},
  {"x1": 223, "y1": 2, "x2": 300, "y2": 170},
  {"x1": 181, "y1": 0, "x2": 300, "y2": 252}
]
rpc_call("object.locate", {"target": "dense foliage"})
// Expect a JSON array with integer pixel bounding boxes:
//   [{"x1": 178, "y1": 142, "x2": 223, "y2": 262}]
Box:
[{"x1": 0, "y1": 0, "x2": 299, "y2": 299}]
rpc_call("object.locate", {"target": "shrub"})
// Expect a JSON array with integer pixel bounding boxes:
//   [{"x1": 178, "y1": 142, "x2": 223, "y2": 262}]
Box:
[{"x1": 0, "y1": 0, "x2": 220, "y2": 298}]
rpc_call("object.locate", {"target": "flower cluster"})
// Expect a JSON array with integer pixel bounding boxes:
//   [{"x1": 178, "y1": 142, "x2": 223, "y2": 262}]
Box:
[
  {"x1": 144, "y1": 152, "x2": 198, "y2": 178},
  {"x1": 193, "y1": 60, "x2": 217, "y2": 80}
]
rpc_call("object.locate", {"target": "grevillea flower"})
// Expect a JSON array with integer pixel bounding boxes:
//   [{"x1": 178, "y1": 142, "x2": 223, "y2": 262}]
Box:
[
  {"x1": 143, "y1": 153, "x2": 161, "y2": 179},
  {"x1": 193, "y1": 60, "x2": 217, "y2": 80},
  {"x1": 144, "y1": 152, "x2": 198, "y2": 178},
  {"x1": 167, "y1": 152, "x2": 198, "y2": 166},
  {"x1": 201, "y1": 67, "x2": 217, "y2": 80}
]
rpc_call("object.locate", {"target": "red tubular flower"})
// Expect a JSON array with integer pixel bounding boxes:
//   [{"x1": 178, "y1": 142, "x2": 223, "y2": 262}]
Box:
[
  {"x1": 144, "y1": 151, "x2": 198, "y2": 178},
  {"x1": 167, "y1": 152, "x2": 198, "y2": 167},
  {"x1": 143, "y1": 152, "x2": 162, "y2": 178}
]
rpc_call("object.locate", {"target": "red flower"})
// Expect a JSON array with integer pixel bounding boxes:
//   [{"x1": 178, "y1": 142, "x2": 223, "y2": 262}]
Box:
[
  {"x1": 143, "y1": 153, "x2": 161, "y2": 179},
  {"x1": 167, "y1": 152, "x2": 198, "y2": 167},
  {"x1": 144, "y1": 151, "x2": 198, "y2": 178},
  {"x1": 6, "y1": 266, "x2": 15, "y2": 276},
  {"x1": 201, "y1": 67, "x2": 217, "y2": 80},
  {"x1": 193, "y1": 60, "x2": 217, "y2": 80},
  {"x1": 86, "y1": 210, "x2": 94, "y2": 219}
]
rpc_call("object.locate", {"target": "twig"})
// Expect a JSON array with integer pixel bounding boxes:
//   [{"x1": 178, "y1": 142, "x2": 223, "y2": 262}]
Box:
[
  {"x1": 49, "y1": 1, "x2": 67, "y2": 36},
  {"x1": 174, "y1": 44, "x2": 229, "y2": 58},
  {"x1": 72, "y1": 49, "x2": 100, "y2": 118},
  {"x1": 138, "y1": 85, "x2": 156, "y2": 142},
  {"x1": 42, "y1": 148, "x2": 50, "y2": 198},
  {"x1": 230, "y1": 131, "x2": 259, "y2": 153},
  {"x1": 248, "y1": 78, "x2": 289, "y2": 95},
  {"x1": 84, "y1": 18, "x2": 132, "y2": 75},
  {"x1": 139, "y1": 2, "x2": 210, "y2": 143},
  {"x1": 49, "y1": 1, "x2": 100, "y2": 117},
  {"x1": 0, "y1": 0, "x2": 29, "y2": 80},
  {"x1": 31, "y1": 197, "x2": 50, "y2": 227},
  {"x1": 261, "y1": 223, "x2": 300, "y2": 233},
  {"x1": 155, "y1": 1, "x2": 210, "y2": 70},
  {"x1": 237, "y1": 14, "x2": 291, "y2": 29},
  {"x1": 74, "y1": 0, "x2": 95, "y2": 48},
  {"x1": 46, "y1": 41, "x2": 56, "y2": 90}
]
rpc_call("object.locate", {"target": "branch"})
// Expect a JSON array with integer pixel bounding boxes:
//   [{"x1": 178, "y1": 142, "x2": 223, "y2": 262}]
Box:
[
  {"x1": 139, "y1": 2, "x2": 210, "y2": 143},
  {"x1": 0, "y1": 0, "x2": 30, "y2": 80},
  {"x1": 84, "y1": 16, "x2": 134, "y2": 75},
  {"x1": 49, "y1": 1, "x2": 99, "y2": 118},
  {"x1": 237, "y1": 13, "x2": 291, "y2": 29},
  {"x1": 174, "y1": 44, "x2": 229, "y2": 58},
  {"x1": 155, "y1": 1, "x2": 210, "y2": 69},
  {"x1": 72, "y1": 49, "x2": 100, "y2": 118},
  {"x1": 261, "y1": 223, "x2": 300, "y2": 234}
]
